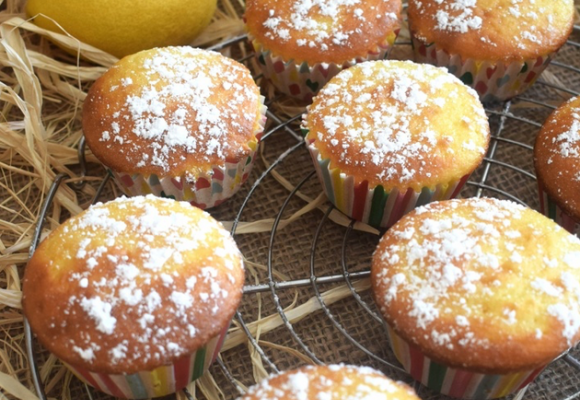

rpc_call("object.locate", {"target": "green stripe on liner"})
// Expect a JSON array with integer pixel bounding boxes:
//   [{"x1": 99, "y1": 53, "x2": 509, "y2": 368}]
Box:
[
  {"x1": 192, "y1": 347, "x2": 207, "y2": 381},
  {"x1": 427, "y1": 360, "x2": 447, "y2": 393},
  {"x1": 548, "y1": 198, "x2": 557, "y2": 220},
  {"x1": 472, "y1": 374, "x2": 501, "y2": 400},
  {"x1": 416, "y1": 186, "x2": 434, "y2": 207},
  {"x1": 369, "y1": 186, "x2": 388, "y2": 227},
  {"x1": 125, "y1": 373, "x2": 148, "y2": 399}
]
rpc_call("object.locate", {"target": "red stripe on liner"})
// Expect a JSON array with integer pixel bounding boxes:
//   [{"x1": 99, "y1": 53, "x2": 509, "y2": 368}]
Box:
[
  {"x1": 387, "y1": 189, "x2": 413, "y2": 228},
  {"x1": 352, "y1": 181, "x2": 369, "y2": 221},
  {"x1": 408, "y1": 344, "x2": 425, "y2": 382},
  {"x1": 538, "y1": 183, "x2": 545, "y2": 214},
  {"x1": 517, "y1": 365, "x2": 546, "y2": 390},
  {"x1": 173, "y1": 355, "x2": 192, "y2": 391},
  {"x1": 450, "y1": 174, "x2": 470, "y2": 199},
  {"x1": 212, "y1": 324, "x2": 230, "y2": 363},
  {"x1": 71, "y1": 366, "x2": 100, "y2": 390},
  {"x1": 98, "y1": 373, "x2": 127, "y2": 398},
  {"x1": 448, "y1": 369, "x2": 473, "y2": 398}
]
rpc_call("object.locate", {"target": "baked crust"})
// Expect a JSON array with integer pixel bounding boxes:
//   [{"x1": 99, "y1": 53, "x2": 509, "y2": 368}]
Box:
[
  {"x1": 83, "y1": 47, "x2": 262, "y2": 177},
  {"x1": 371, "y1": 198, "x2": 580, "y2": 374},
  {"x1": 244, "y1": 0, "x2": 402, "y2": 65},
  {"x1": 534, "y1": 96, "x2": 580, "y2": 222},
  {"x1": 304, "y1": 60, "x2": 489, "y2": 191},
  {"x1": 22, "y1": 196, "x2": 244, "y2": 374},
  {"x1": 240, "y1": 365, "x2": 420, "y2": 400},
  {"x1": 408, "y1": 0, "x2": 574, "y2": 63}
]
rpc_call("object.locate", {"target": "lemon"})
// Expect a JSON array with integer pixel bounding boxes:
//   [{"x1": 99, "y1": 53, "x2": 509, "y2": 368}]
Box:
[{"x1": 26, "y1": 0, "x2": 217, "y2": 58}]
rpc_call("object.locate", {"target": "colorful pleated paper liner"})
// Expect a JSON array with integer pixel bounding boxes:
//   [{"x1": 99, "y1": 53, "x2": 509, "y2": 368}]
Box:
[
  {"x1": 109, "y1": 98, "x2": 267, "y2": 210},
  {"x1": 66, "y1": 325, "x2": 228, "y2": 399},
  {"x1": 249, "y1": 31, "x2": 399, "y2": 103},
  {"x1": 411, "y1": 36, "x2": 555, "y2": 103},
  {"x1": 539, "y1": 183, "x2": 580, "y2": 236},
  {"x1": 307, "y1": 143, "x2": 469, "y2": 229},
  {"x1": 386, "y1": 324, "x2": 545, "y2": 400}
]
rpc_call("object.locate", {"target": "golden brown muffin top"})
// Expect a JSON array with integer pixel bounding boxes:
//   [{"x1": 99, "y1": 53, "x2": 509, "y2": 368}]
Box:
[
  {"x1": 303, "y1": 60, "x2": 489, "y2": 191},
  {"x1": 408, "y1": 0, "x2": 574, "y2": 62},
  {"x1": 83, "y1": 47, "x2": 262, "y2": 178},
  {"x1": 534, "y1": 96, "x2": 580, "y2": 221},
  {"x1": 244, "y1": 0, "x2": 402, "y2": 65},
  {"x1": 372, "y1": 198, "x2": 580, "y2": 374},
  {"x1": 22, "y1": 195, "x2": 244, "y2": 374},
  {"x1": 239, "y1": 365, "x2": 420, "y2": 400}
]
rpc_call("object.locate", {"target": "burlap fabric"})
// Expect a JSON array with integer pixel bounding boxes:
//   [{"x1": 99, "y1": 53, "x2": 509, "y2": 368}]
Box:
[{"x1": 2, "y1": 2, "x2": 580, "y2": 400}]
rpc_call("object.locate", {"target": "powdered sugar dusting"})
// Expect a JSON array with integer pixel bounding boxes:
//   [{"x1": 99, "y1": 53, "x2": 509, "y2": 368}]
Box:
[
  {"x1": 241, "y1": 365, "x2": 417, "y2": 400},
  {"x1": 434, "y1": 0, "x2": 482, "y2": 33},
  {"x1": 258, "y1": 0, "x2": 398, "y2": 53},
  {"x1": 305, "y1": 60, "x2": 488, "y2": 187},
  {"x1": 374, "y1": 197, "x2": 580, "y2": 350},
  {"x1": 412, "y1": 0, "x2": 574, "y2": 55},
  {"x1": 548, "y1": 108, "x2": 580, "y2": 174},
  {"x1": 33, "y1": 195, "x2": 243, "y2": 369},
  {"x1": 90, "y1": 47, "x2": 260, "y2": 175}
]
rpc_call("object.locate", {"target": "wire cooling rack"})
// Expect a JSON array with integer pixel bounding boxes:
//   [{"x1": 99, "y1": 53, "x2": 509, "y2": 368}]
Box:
[{"x1": 23, "y1": 26, "x2": 580, "y2": 400}]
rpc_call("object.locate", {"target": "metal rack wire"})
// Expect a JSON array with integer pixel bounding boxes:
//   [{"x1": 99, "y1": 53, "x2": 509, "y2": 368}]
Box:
[{"x1": 24, "y1": 28, "x2": 580, "y2": 400}]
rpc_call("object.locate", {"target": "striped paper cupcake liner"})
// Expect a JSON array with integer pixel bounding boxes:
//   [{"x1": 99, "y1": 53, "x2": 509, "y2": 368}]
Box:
[
  {"x1": 411, "y1": 35, "x2": 555, "y2": 103},
  {"x1": 66, "y1": 324, "x2": 229, "y2": 399},
  {"x1": 386, "y1": 324, "x2": 545, "y2": 400},
  {"x1": 307, "y1": 142, "x2": 469, "y2": 229},
  {"x1": 538, "y1": 183, "x2": 580, "y2": 236},
  {"x1": 248, "y1": 31, "x2": 399, "y2": 103},
  {"x1": 109, "y1": 98, "x2": 267, "y2": 210}
]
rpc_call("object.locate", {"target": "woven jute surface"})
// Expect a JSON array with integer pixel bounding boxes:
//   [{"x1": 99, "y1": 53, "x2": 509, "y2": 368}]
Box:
[{"x1": 2, "y1": 1, "x2": 580, "y2": 400}]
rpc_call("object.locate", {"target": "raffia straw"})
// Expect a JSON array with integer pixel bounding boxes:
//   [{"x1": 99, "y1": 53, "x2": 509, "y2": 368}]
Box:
[{"x1": 0, "y1": 371, "x2": 38, "y2": 400}]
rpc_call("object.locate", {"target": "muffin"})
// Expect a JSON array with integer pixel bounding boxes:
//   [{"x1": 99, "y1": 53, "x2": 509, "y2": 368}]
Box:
[
  {"x1": 407, "y1": 0, "x2": 575, "y2": 102},
  {"x1": 244, "y1": 0, "x2": 402, "y2": 102},
  {"x1": 83, "y1": 46, "x2": 267, "y2": 209},
  {"x1": 372, "y1": 197, "x2": 580, "y2": 399},
  {"x1": 238, "y1": 364, "x2": 421, "y2": 400},
  {"x1": 535, "y1": 95, "x2": 580, "y2": 235},
  {"x1": 302, "y1": 60, "x2": 490, "y2": 228},
  {"x1": 22, "y1": 195, "x2": 245, "y2": 398}
]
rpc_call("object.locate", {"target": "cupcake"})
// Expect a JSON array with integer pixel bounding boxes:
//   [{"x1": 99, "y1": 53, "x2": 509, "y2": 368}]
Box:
[
  {"x1": 22, "y1": 195, "x2": 245, "y2": 398},
  {"x1": 238, "y1": 364, "x2": 421, "y2": 400},
  {"x1": 407, "y1": 0, "x2": 575, "y2": 102},
  {"x1": 82, "y1": 46, "x2": 267, "y2": 209},
  {"x1": 534, "y1": 95, "x2": 580, "y2": 235},
  {"x1": 302, "y1": 60, "x2": 490, "y2": 229},
  {"x1": 244, "y1": 0, "x2": 402, "y2": 102},
  {"x1": 371, "y1": 197, "x2": 580, "y2": 399}
]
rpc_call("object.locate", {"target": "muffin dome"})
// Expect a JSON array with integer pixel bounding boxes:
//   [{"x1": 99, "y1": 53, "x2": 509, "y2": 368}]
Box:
[
  {"x1": 83, "y1": 47, "x2": 266, "y2": 208},
  {"x1": 23, "y1": 195, "x2": 244, "y2": 375},
  {"x1": 238, "y1": 364, "x2": 421, "y2": 400},
  {"x1": 372, "y1": 197, "x2": 580, "y2": 373},
  {"x1": 303, "y1": 60, "x2": 489, "y2": 227},
  {"x1": 534, "y1": 95, "x2": 580, "y2": 232},
  {"x1": 408, "y1": 0, "x2": 574, "y2": 63}
]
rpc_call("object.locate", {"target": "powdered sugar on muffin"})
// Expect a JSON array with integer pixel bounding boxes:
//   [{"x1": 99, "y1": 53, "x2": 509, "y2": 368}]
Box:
[
  {"x1": 304, "y1": 60, "x2": 488, "y2": 188},
  {"x1": 23, "y1": 195, "x2": 244, "y2": 373},
  {"x1": 84, "y1": 47, "x2": 262, "y2": 177}
]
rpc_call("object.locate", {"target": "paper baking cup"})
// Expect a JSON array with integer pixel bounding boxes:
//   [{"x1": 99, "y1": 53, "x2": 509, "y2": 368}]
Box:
[
  {"x1": 249, "y1": 31, "x2": 399, "y2": 103},
  {"x1": 65, "y1": 324, "x2": 229, "y2": 399},
  {"x1": 109, "y1": 98, "x2": 267, "y2": 210},
  {"x1": 538, "y1": 183, "x2": 580, "y2": 236},
  {"x1": 386, "y1": 324, "x2": 546, "y2": 399},
  {"x1": 307, "y1": 142, "x2": 469, "y2": 228},
  {"x1": 412, "y1": 36, "x2": 555, "y2": 103}
]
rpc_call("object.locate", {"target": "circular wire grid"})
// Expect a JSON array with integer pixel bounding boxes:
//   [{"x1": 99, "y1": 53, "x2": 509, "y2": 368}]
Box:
[{"x1": 25, "y1": 25, "x2": 580, "y2": 400}]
